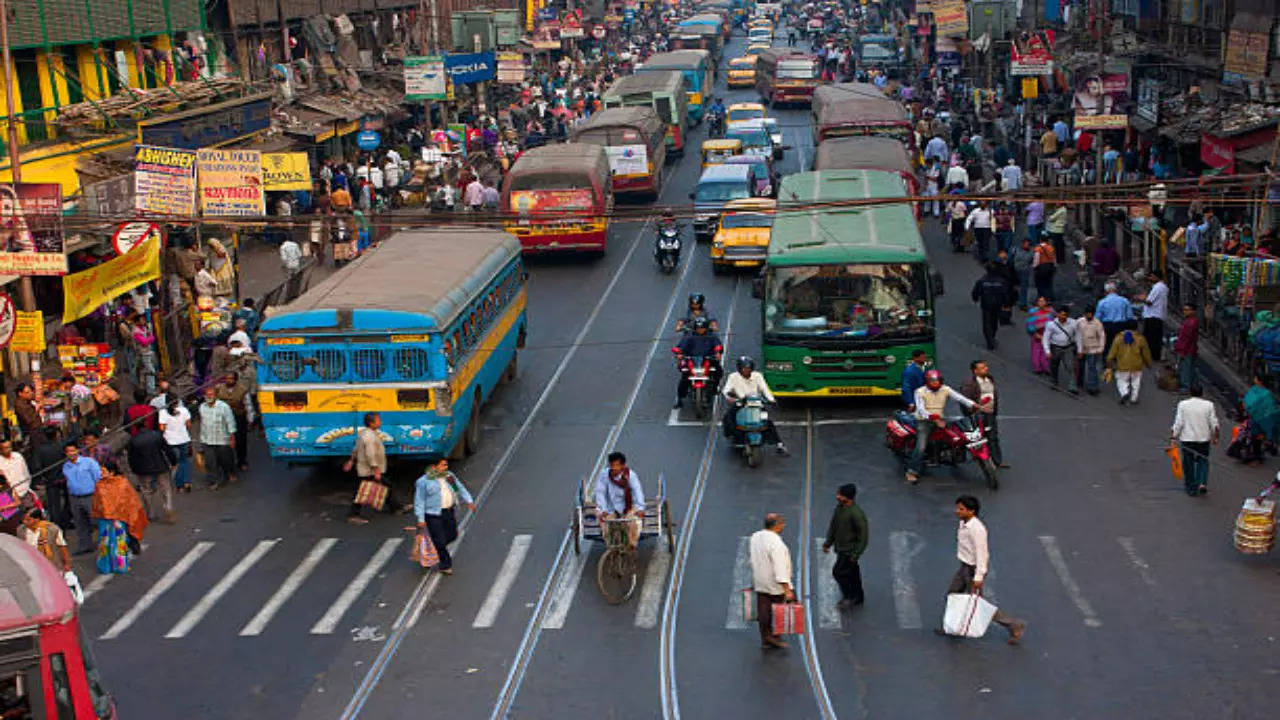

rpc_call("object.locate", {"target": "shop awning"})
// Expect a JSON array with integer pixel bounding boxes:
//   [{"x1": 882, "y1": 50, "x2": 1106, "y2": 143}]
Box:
[
  {"x1": 1236, "y1": 142, "x2": 1278, "y2": 167},
  {"x1": 282, "y1": 107, "x2": 361, "y2": 141}
]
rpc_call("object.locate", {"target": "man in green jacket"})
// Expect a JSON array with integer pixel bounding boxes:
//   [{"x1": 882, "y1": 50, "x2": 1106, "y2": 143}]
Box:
[{"x1": 822, "y1": 483, "x2": 868, "y2": 608}]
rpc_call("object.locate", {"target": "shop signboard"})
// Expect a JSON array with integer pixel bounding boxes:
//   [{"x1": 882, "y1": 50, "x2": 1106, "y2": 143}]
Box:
[
  {"x1": 497, "y1": 53, "x2": 526, "y2": 84},
  {"x1": 1010, "y1": 59, "x2": 1053, "y2": 76},
  {"x1": 111, "y1": 221, "x2": 164, "y2": 256},
  {"x1": 196, "y1": 149, "x2": 266, "y2": 217},
  {"x1": 405, "y1": 56, "x2": 448, "y2": 101},
  {"x1": 932, "y1": 0, "x2": 968, "y2": 36},
  {"x1": 1073, "y1": 73, "x2": 1129, "y2": 119},
  {"x1": 136, "y1": 93, "x2": 272, "y2": 150},
  {"x1": 1200, "y1": 133, "x2": 1235, "y2": 174},
  {"x1": 0, "y1": 183, "x2": 66, "y2": 276},
  {"x1": 134, "y1": 145, "x2": 197, "y2": 217},
  {"x1": 83, "y1": 175, "x2": 135, "y2": 219},
  {"x1": 61, "y1": 234, "x2": 162, "y2": 323},
  {"x1": 1224, "y1": 29, "x2": 1269, "y2": 79},
  {"x1": 1021, "y1": 77, "x2": 1039, "y2": 99},
  {"x1": 1073, "y1": 114, "x2": 1128, "y2": 130},
  {"x1": 357, "y1": 130, "x2": 382, "y2": 151},
  {"x1": 262, "y1": 153, "x2": 313, "y2": 191},
  {"x1": 445, "y1": 52, "x2": 497, "y2": 84},
  {"x1": 8, "y1": 310, "x2": 44, "y2": 353}
]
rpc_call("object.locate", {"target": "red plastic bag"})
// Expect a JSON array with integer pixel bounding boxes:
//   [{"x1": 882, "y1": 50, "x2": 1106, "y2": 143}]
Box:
[
  {"x1": 410, "y1": 533, "x2": 439, "y2": 568},
  {"x1": 771, "y1": 602, "x2": 805, "y2": 635}
]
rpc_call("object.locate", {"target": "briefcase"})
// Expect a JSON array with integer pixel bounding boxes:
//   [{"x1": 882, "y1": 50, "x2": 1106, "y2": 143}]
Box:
[{"x1": 771, "y1": 602, "x2": 805, "y2": 635}]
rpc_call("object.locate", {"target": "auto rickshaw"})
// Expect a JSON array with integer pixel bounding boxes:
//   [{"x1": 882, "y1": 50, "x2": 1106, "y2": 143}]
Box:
[{"x1": 701, "y1": 138, "x2": 743, "y2": 169}]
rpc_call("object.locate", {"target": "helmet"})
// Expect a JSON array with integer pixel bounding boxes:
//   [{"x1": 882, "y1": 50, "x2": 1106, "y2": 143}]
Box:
[
  {"x1": 924, "y1": 369, "x2": 943, "y2": 388},
  {"x1": 663, "y1": 209, "x2": 675, "y2": 219},
  {"x1": 736, "y1": 356, "x2": 755, "y2": 372},
  {"x1": 691, "y1": 316, "x2": 710, "y2": 333},
  {"x1": 688, "y1": 293, "x2": 705, "y2": 309}
]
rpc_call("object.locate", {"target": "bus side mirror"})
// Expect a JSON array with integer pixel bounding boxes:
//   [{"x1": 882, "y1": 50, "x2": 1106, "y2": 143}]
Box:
[
  {"x1": 931, "y1": 270, "x2": 944, "y2": 296},
  {"x1": 688, "y1": 192, "x2": 696, "y2": 200}
]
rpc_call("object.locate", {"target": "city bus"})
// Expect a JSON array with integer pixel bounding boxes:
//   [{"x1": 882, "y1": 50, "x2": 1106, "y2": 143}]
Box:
[
  {"x1": 601, "y1": 71, "x2": 690, "y2": 157},
  {"x1": 673, "y1": 13, "x2": 724, "y2": 62},
  {"x1": 810, "y1": 82, "x2": 914, "y2": 151},
  {"x1": 257, "y1": 228, "x2": 528, "y2": 461},
  {"x1": 572, "y1": 106, "x2": 668, "y2": 198},
  {"x1": 813, "y1": 135, "x2": 921, "y2": 217},
  {"x1": 760, "y1": 170, "x2": 941, "y2": 397},
  {"x1": 502, "y1": 143, "x2": 613, "y2": 253},
  {"x1": 755, "y1": 49, "x2": 820, "y2": 107},
  {"x1": 638, "y1": 50, "x2": 713, "y2": 122}
]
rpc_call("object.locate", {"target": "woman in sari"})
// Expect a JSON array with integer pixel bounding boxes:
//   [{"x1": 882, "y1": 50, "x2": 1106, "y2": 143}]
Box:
[
  {"x1": 1025, "y1": 296, "x2": 1054, "y2": 374},
  {"x1": 91, "y1": 462, "x2": 149, "y2": 574},
  {"x1": 205, "y1": 239, "x2": 237, "y2": 300},
  {"x1": 0, "y1": 477, "x2": 23, "y2": 535},
  {"x1": 1243, "y1": 375, "x2": 1280, "y2": 446}
]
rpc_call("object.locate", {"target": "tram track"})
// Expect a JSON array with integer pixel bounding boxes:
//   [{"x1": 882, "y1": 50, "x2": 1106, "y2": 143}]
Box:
[{"x1": 797, "y1": 408, "x2": 838, "y2": 720}]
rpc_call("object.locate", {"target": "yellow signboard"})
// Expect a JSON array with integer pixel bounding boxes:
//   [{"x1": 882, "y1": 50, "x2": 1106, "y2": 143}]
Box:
[
  {"x1": 1021, "y1": 77, "x2": 1039, "y2": 99},
  {"x1": 61, "y1": 235, "x2": 162, "y2": 323},
  {"x1": 1073, "y1": 113, "x2": 1128, "y2": 130},
  {"x1": 262, "y1": 153, "x2": 314, "y2": 191},
  {"x1": 10, "y1": 311, "x2": 45, "y2": 353}
]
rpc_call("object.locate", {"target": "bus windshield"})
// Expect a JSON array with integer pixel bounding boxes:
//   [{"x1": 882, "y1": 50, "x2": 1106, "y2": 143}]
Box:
[
  {"x1": 508, "y1": 173, "x2": 595, "y2": 192},
  {"x1": 824, "y1": 124, "x2": 913, "y2": 143},
  {"x1": 764, "y1": 263, "x2": 932, "y2": 338},
  {"x1": 721, "y1": 212, "x2": 773, "y2": 229},
  {"x1": 778, "y1": 60, "x2": 817, "y2": 79},
  {"x1": 696, "y1": 182, "x2": 751, "y2": 203}
]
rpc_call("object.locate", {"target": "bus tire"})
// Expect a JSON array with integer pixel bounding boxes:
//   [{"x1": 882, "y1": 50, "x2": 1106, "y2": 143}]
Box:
[
  {"x1": 502, "y1": 352, "x2": 518, "y2": 384},
  {"x1": 517, "y1": 324, "x2": 527, "y2": 349},
  {"x1": 463, "y1": 390, "x2": 482, "y2": 456}
]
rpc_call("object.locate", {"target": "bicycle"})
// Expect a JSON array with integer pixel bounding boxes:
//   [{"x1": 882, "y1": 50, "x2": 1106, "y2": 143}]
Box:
[{"x1": 596, "y1": 516, "x2": 640, "y2": 604}]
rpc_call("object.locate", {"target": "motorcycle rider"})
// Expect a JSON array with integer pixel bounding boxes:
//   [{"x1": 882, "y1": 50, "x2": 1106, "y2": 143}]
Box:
[
  {"x1": 673, "y1": 317, "x2": 723, "y2": 408},
  {"x1": 676, "y1": 293, "x2": 719, "y2": 333},
  {"x1": 905, "y1": 369, "x2": 989, "y2": 484},
  {"x1": 708, "y1": 97, "x2": 727, "y2": 136},
  {"x1": 722, "y1": 356, "x2": 789, "y2": 456},
  {"x1": 655, "y1": 209, "x2": 682, "y2": 267}
]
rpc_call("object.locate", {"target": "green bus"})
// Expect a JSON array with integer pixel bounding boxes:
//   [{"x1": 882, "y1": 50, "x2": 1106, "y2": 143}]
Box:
[
  {"x1": 638, "y1": 50, "x2": 713, "y2": 123},
  {"x1": 761, "y1": 169, "x2": 942, "y2": 397},
  {"x1": 601, "y1": 71, "x2": 690, "y2": 157}
]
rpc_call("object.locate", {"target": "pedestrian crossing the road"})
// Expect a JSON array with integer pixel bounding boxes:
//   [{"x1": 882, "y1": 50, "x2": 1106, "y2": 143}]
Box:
[{"x1": 85, "y1": 530, "x2": 1162, "y2": 641}]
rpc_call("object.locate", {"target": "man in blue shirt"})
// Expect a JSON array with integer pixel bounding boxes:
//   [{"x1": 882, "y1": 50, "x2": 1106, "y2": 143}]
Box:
[
  {"x1": 594, "y1": 451, "x2": 645, "y2": 550},
  {"x1": 62, "y1": 443, "x2": 101, "y2": 554},
  {"x1": 1053, "y1": 118, "x2": 1070, "y2": 147},
  {"x1": 901, "y1": 350, "x2": 929, "y2": 410},
  {"x1": 1095, "y1": 281, "x2": 1134, "y2": 351}
]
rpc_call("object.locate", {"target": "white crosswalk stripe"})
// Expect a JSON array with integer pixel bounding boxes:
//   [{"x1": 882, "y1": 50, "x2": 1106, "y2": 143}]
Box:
[
  {"x1": 812, "y1": 538, "x2": 841, "y2": 630},
  {"x1": 241, "y1": 538, "x2": 339, "y2": 637},
  {"x1": 473, "y1": 535, "x2": 533, "y2": 628},
  {"x1": 1038, "y1": 535, "x2": 1103, "y2": 628},
  {"x1": 888, "y1": 530, "x2": 924, "y2": 630},
  {"x1": 310, "y1": 538, "x2": 402, "y2": 635},
  {"x1": 725, "y1": 536, "x2": 752, "y2": 630},
  {"x1": 542, "y1": 546, "x2": 589, "y2": 630},
  {"x1": 166, "y1": 540, "x2": 279, "y2": 638},
  {"x1": 101, "y1": 541, "x2": 214, "y2": 640}
]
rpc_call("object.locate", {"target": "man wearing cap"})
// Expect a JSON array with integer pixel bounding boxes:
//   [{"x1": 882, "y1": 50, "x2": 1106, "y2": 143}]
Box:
[{"x1": 822, "y1": 483, "x2": 868, "y2": 609}]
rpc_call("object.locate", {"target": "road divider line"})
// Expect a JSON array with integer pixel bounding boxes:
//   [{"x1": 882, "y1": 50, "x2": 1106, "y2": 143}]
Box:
[
  {"x1": 241, "y1": 538, "x2": 338, "y2": 637},
  {"x1": 311, "y1": 539, "x2": 402, "y2": 635},
  {"x1": 1117, "y1": 537, "x2": 1157, "y2": 587},
  {"x1": 472, "y1": 535, "x2": 533, "y2": 629},
  {"x1": 100, "y1": 541, "x2": 214, "y2": 640},
  {"x1": 888, "y1": 530, "x2": 923, "y2": 630},
  {"x1": 724, "y1": 536, "x2": 752, "y2": 630},
  {"x1": 634, "y1": 535, "x2": 671, "y2": 629},
  {"x1": 81, "y1": 574, "x2": 113, "y2": 602},
  {"x1": 813, "y1": 537, "x2": 841, "y2": 630},
  {"x1": 1038, "y1": 535, "x2": 1103, "y2": 628},
  {"x1": 166, "y1": 539, "x2": 278, "y2": 639}
]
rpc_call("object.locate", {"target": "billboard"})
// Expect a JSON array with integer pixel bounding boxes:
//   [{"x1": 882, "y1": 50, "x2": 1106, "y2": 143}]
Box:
[
  {"x1": 197, "y1": 149, "x2": 266, "y2": 217},
  {"x1": 0, "y1": 183, "x2": 66, "y2": 276},
  {"x1": 134, "y1": 145, "x2": 198, "y2": 217}
]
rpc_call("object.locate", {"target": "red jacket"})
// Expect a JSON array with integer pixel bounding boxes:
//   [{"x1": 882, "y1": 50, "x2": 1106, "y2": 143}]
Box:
[{"x1": 1174, "y1": 316, "x2": 1199, "y2": 357}]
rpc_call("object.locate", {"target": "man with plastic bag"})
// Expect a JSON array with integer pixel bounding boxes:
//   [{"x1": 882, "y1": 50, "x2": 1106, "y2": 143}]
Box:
[{"x1": 937, "y1": 496, "x2": 1027, "y2": 644}]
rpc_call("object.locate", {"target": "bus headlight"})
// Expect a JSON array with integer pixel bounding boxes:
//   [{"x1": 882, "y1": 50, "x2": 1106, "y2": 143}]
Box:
[
  {"x1": 712, "y1": 240, "x2": 724, "y2": 249},
  {"x1": 801, "y1": 356, "x2": 813, "y2": 365},
  {"x1": 765, "y1": 361, "x2": 793, "y2": 372},
  {"x1": 884, "y1": 355, "x2": 897, "y2": 364}
]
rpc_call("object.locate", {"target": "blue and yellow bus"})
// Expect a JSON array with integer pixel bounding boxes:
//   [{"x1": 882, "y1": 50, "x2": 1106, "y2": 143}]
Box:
[
  {"x1": 638, "y1": 50, "x2": 713, "y2": 123},
  {"x1": 256, "y1": 228, "x2": 527, "y2": 462}
]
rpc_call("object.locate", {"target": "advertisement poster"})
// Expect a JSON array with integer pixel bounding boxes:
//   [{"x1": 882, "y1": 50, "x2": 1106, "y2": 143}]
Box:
[
  {"x1": 0, "y1": 293, "x2": 12, "y2": 347},
  {"x1": 61, "y1": 234, "x2": 162, "y2": 323},
  {"x1": 197, "y1": 148, "x2": 265, "y2": 217},
  {"x1": 497, "y1": 53, "x2": 526, "y2": 84},
  {"x1": 134, "y1": 145, "x2": 197, "y2": 217},
  {"x1": 1073, "y1": 73, "x2": 1129, "y2": 116},
  {"x1": 404, "y1": 56, "x2": 447, "y2": 100},
  {"x1": 262, "y1": 153, "x2": 313, "y2": 191},
  {"x1": 1224, "y1": 30, "x2": 1269, "y2": 79},
  {"x1": 605, "y1": 145, "x2": 649, "y2": 176},
  {"x1": 0, "y1": 183, "x2": 66, "y2": 276},
  {"x1": 9, "y1": 310, "x2": 45, "y2": 353},
  {"x1": 445, "y1": 52, "x2": 497, "y2": 85},
  {"x1": 932, "y1": 0, "x2": 968, "y2": 36},
  {"x1": 511, "y1": 189, "x2": 595, "y2": 214}
]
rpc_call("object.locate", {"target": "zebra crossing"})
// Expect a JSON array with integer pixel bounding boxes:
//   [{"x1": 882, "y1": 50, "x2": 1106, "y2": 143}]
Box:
[{"x1": 87, "y1": 528, "x2": 1159, "y2": 642}]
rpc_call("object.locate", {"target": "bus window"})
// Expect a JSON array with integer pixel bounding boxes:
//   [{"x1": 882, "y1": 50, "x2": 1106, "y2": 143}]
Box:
[{"x1": 453, "y1": 331, "x2": 462, "y2": 357}]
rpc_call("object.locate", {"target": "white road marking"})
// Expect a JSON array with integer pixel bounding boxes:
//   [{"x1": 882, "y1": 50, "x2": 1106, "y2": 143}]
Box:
[
  {"x1": 725, "y1": 536, "x2": 752, "y2": 630},
  {"x1": 240, "y1": 538, "x2": 339, "y2": 636},
  {"x1": 472, "y1": 535, "x2": 533, "y2": 628},
  {"x1": 310, "y1": 538, "x2": 402, "y2": 635},
  {"x1": 813, "y1": 538, "x2": 841, "y2": 630},
  {"x1": 541, "y1": 547, "x2": 589, "y2": 630},
  {"x1": 100, "y1": 541, "x2": 214, "y2": 640},
  {"x1": 81, "y1": 573, "x2": 113, "y2": 602},
  {"x1": 166, "y1": 539, "x2": 279, "y2": 638},
  {"x1": 1117, "y1": 537, "x2": 1157, "y2": 587},
  {"x1": 888, "y1": 530, "x2": 924, "y2": 630},
  {"x1": 634, "y1": 536, "x2": 672, "y2": 629},
  {"x1": 1038, "y1": 535, "x2": 1103, "y2": 628}
]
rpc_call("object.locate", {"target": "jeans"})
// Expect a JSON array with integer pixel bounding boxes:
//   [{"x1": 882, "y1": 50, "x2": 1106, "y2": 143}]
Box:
[
  {"x1": 832, "y1": 554, "x2": 864, "y2": 603},
  {"x1": 424, "y1": 507, "x2": 459, "y2": 569},
  {"x1": 170, "y1": 442, "x2": 191, "y2": 489},
  {"x1": 69, "y1": 494, "x2": 95, "y2": 552},
  {"x1": 996, "y1": 230, "x2": 1014, "y2": 254},
  {"x1": 1016, "y1": 269, "x2": 1032, "y2": 309},
  {"x1": 1178, "y1": 354, "x2": 1197, "y2": 391},
  {"x1": 1048, "y1": 345, "x2": 1077, "y2": 392},
  {"x1": 1180, "y1": 441, "x2": 1210, "y2": 493},
  {"x1": 973, "y1": 228, "x2": 992, "y2": 262},
  {"x1": 1082, "y1": 353, "x2": 1103, "y2": 392},
  {"x1": 907, "y1": 419, "x2": 934, "y2": 474}
]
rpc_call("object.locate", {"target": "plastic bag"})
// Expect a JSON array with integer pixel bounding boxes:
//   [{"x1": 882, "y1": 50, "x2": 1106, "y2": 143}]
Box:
[
  {"x1": 942, "y1": 592, "x2": 997, "y2": 638},
  {"x1": 741, "y1": 588, "x2": 756, "y2": 622},
  {"x1": 409, "y1": 533, "x2": 439, "y2": 568},
  {"x1": 64, "y1": 571, "x2": 84, "y2": 605}
]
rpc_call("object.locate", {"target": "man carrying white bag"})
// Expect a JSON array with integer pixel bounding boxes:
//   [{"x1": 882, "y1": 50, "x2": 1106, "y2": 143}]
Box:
[{"x1": 937, "y1": 495, "x2": 1027, "y2": 645}]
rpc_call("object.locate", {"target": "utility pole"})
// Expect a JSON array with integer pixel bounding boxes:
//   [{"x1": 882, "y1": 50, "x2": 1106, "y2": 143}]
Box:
[
  {"x1": 0, "y1": 0, "x2": 40, "y2": 378},
  {"x1": 276, "y1": 0, "x2": 290, "y2": 66},
  {"x1": 1092, "y1": 0, "x2": 1107, "y2": 240}
]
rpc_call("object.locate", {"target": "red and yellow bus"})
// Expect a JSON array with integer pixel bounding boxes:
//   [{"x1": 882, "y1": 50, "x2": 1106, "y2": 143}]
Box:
[
  {"x1": 571, "y1": 107, "x2": 668, "y2": 199},
  {"x1": 755, "y1": 49, "x2": 820, "y2": 107},
  {"x1": 502, "y1": 144, "x2": 613, "y2": 254}
]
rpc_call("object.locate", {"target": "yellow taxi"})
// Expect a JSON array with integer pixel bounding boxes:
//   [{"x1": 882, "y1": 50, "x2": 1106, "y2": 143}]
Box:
[
  {"x1": 744, "y1": 44, "x2": 770, "y2": 57},
  {"x1": 701, "y1": 138, "x2": 743, "y2": 169},
  {"x1": 711, "y1": 198, "x2": 776, "y2": 272},
  {"x1": 727, "y1": 102, "x2": 767, "y2": 125},
  {"x1": 727, "y1": 56, "x2": 758, "y2": 88},
  {"x1": 748, "y1": 19, "x2": 773, "y2": 33}
]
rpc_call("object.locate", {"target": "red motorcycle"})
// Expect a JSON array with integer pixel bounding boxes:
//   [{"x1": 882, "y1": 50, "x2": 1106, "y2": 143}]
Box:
[
  {"x1": 672, "y1": 348, "x2": 721, "y2": 419},
  {"x1": 884, "y1": 410, "x2": 1000, "y2": 489}
]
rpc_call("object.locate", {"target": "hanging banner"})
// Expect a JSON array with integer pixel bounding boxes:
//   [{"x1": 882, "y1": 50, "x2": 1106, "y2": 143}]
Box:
[
  {"x1": 445, "y1": 52, "x2": 497, "y2": 84},
  {"x1": 197, "y1": 149, "x2": 265, "y2": 217},
  {"x1": 497, "y1": 53, "x2": 526, "y2": 84},
  {"x1": 404, "y1": 55, "x2": 447, "y2": 100},
  {"x1": 0, "y1": 183, "x2": 66, "y2": 276},
  {"x1": 9, "y1": 310, "x2": 45, "y2": 353},
  {"x1": 0, "y1": 293, "x2": 13, "y2": 347},
  {"x1": 1224, "y1": 29, "x2": 1270, "y2": 79},
  {"x1": 932, "y1": 0, "x2": 968, "y2": 36},
  {"x1": 262, "y1": 153, "x2": 313, "y2": 191},
  {"x1": 134, "y1": 145, "x2": 197, "y2": 217},
  {"x1": 61, "y1": 235, "x2": 162, "y2": 323}
]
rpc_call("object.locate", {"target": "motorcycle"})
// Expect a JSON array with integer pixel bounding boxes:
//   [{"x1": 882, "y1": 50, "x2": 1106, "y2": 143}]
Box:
[
  {"x1": 733, "y1": 395, "x2": 769, "y2": 468},
  {"x1": 655, "y1": 225, "x2": 682, "y2": 273},
  {"x1": 708, "y1": 113, "x2": 725, "y2": 138},
  {"x1": 884, "y1": 410, "x2": 999, "y2": 489},
  {"x1": 672, "y1": 349, "x2": 721, "y2": 419}
]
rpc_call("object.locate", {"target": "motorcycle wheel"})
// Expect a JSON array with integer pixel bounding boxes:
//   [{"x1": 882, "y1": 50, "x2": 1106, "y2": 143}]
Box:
[
  {"x1": 980, "y1": 458, "x2": 999, "y2": 490},
  {"x1": 692, "y1": 387, "x2": 709, "y2": 420},
  {"x1": 745, "y1": 444, "x2": 762, "y2": 468}
]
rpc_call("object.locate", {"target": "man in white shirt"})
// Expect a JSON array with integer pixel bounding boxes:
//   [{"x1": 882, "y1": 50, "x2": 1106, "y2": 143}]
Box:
[
  {"x1": 721, "y1": 356, "x2": 788, "y2": 455},
  {"x1": 907, "y1": 370, "x2": 985, "y2": 483},
  {"x1": 1136, "y1": 271, "x2": 1169, "y2": 362},
  {"x1": 749, "y1": 512, "x2": 794, "y2": 649},
  {"x1": 1041, "y1": 305, "x2": 1081, "y2": 394},
  {"x1": 0, "y1": 440, "x2": 32, "y2": 501},
  {"x1": 999, "y1": 158, "x2": 1023, "y2": 191},
  {"x1": 945, "y1": 162, "x2": 969, "y2": 190},
  {"x1": 941, "y1": 495, "x2": 1026, "y2": 644},
  {"x1": 464, "y1": 177, "x2": 485, "y2": 211},
  {"x1": 965, "y1": 200, "x2": 993, "y2": 263},
  {"x1": 280, "y1": 238, "x2": 302, "y2": 279},
  {"x1": 1171, "y1": 384, "x2": 1219, "y2": 496}
]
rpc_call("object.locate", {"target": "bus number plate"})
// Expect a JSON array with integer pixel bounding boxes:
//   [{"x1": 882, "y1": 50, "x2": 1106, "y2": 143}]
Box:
[{"x1": 829, "y1": 386, "x2": 873, "y2": 395}]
